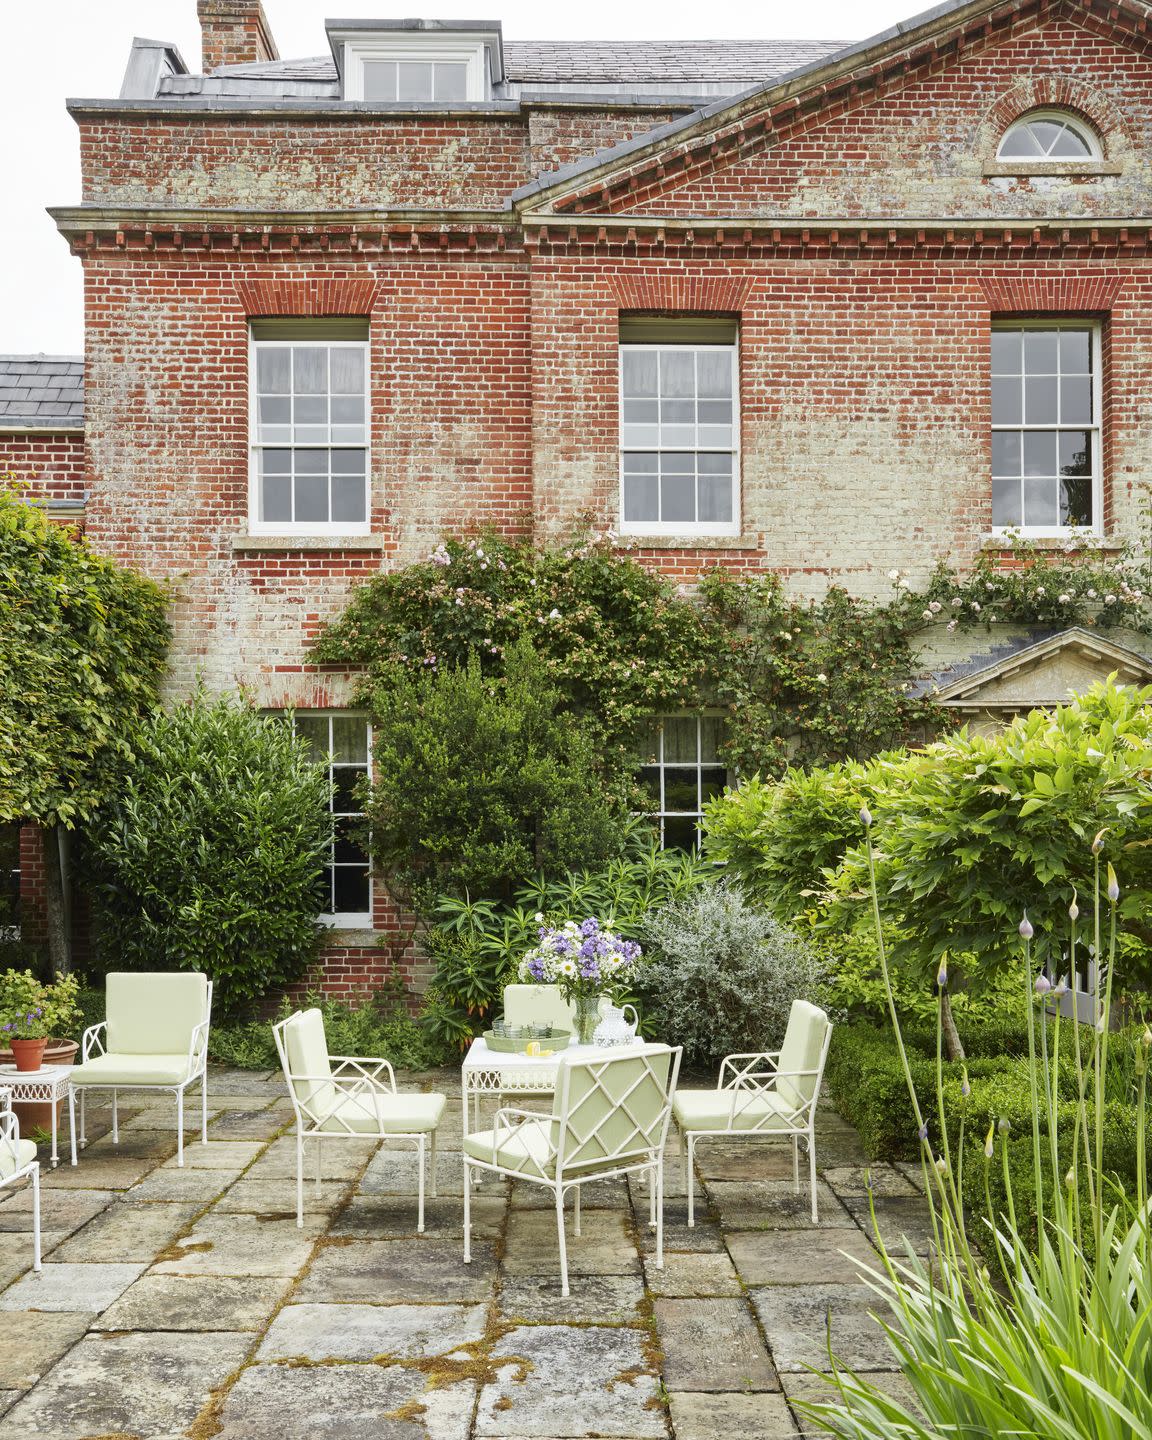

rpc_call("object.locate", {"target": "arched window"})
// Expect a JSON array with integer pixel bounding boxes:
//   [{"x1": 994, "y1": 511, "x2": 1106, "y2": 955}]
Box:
[{"x1": 997, "y1": 110, "x2": 1100, "y2": 161}]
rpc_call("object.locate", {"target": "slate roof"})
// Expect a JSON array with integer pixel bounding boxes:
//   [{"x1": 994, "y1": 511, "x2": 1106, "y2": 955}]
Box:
[
  {"x1": 911, "y1": 629, "x2": 1064, "y2": 697},
  {"x1": 0, "y1": 356, "x2": 84, "y2": 429}
]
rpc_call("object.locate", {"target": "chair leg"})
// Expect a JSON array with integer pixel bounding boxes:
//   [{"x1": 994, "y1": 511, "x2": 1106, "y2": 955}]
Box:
[
  {"x1": 295, "y1": 1130, "x2": 305, "y2": 1228},
  {"x1": 809, "y1": 1134, "x2": 819, "y2": 1224},
  {"x1": 687, "y1": 1135, "x2": 696, "y2": 1228},
  {"x1": 176, "y1": 1088, "x2": 185, "y2": 1167},
  {"x1": 112, "y1": 1090, "x2": 119, "y2": 1145},
  {"x1": 315, "y1": 1136, "x2": 323, "y2": 1195},
  {"x1": 417, "y1": 1135, "x2": 426, "y2": 1234},
  {"x1": 574, "y1": 1183, "x2": 582, "y2": 1237},
  {"x1": 463, "y1": 1158, "x2": 472, "y2": 1263},
  {"x1": 555, "y1": 1186, "x2": 569, "y2": 1298},
  {"x1": 430, "y1": 1128, "x2": 438, "y2": 1199},
  {"x1": 201, "y1": 1070, "x2": 209, "y2": 1146},
  {"x1": 649, "y1": 1154, "x2": 657, "y2": 1228},
  {"x1": 655, "y1": 1161, "x2": 664, "y2": 1271},
  {"x1": 792, "y1": 1136, "x2": 800, "y2": 1192},
  {"x1": 79, "y1": 1088, "x2": 87, "y2": 1148},
  {"x1": 68, "y1": 1088, "x2": 77, "y2": 1167},
  {"x1": 31, "y1": 1163, "x2": 42, "y2": 1272},
  {"x1": 678, "y1": 1126, "x2": 687, "y2": 1193}
]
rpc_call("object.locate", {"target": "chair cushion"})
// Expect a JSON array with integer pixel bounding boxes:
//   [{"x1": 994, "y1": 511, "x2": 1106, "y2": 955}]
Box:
[
  {"x1": 0, "y1": 1139, "x2": 36, "y2": 1181},
  {"x1": 501, "y1": 984, "x2": 575, "y2": 1032},
  {"x1": 280, "y1": 1009, "x2": 336, "y2": 1115},
  {"x1": 673, "y1": 1087, "x2": 799, "y2": 1133},
  {"x1": 70, "y1": 1054, "x2": 194, "y2": 1087},
  {"x1": 556, "y1": 1045, "x2": 675, "y2": 1172},
  {"x1": 776, "y1": 1000, "x2": 831, "y2": 1109},
  {"x1": 463, "y1": 1118, "x2": 556, "y2": 1178},
  {"x1": 317, "y1": 1089, "x2": 446, "y2": 1136},
  {"x1": 105, "y1": 972, "x2": 210, "y2": 1055}
]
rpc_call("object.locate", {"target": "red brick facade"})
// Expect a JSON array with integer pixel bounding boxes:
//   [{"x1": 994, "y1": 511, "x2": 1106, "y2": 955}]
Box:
[{"x1": 7, "y1": 0, "x2": 1152, "y2": 997}]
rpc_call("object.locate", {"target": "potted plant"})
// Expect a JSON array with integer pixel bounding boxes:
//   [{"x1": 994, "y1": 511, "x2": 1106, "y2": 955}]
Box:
[{"x1": 0, "y1": 968, "x2": 82, "y2": 1078}]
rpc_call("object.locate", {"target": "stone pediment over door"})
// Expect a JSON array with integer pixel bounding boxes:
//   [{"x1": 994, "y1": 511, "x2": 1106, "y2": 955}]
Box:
[{"x1": 931, "y1": 627, "x2": 1152, "y2": 727}]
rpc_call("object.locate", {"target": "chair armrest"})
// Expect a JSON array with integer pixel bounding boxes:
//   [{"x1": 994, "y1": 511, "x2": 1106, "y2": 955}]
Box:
[
  {"x1": 82, "y1": 1022, "x2": 108, "y2": 1063},
  {"x1": 494, "y1": 1107, "x2": 560, "y2": 1132},
  {"x1": 718, "y1": 1050, "x2": 781, "y2": 1090},
  {"x1": 330, "y1": 1056, "x2": 397, "y2": 1092},
  {"x1": 188, "y1": 1018, "x2": 211, "y2": 1069}
]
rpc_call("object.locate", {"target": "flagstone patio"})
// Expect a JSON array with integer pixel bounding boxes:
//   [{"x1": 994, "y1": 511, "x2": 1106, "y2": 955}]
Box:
[{"x1": 0, "y1": 1065, "x2": 926, "y2": 1439}]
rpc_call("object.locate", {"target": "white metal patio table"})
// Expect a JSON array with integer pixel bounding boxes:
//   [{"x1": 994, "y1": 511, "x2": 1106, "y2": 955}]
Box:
[{"x1": 0, "y1": 1063, "x2": 76, "y2": 1167}]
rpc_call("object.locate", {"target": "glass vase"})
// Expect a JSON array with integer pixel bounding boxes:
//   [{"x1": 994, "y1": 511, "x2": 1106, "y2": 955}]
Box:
[{"x1": 572, "y1": 993, "x2": 600, "y2": 1046}]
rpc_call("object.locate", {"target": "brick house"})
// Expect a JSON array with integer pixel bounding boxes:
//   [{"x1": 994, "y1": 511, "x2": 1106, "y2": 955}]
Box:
[{"x1": 7, "y1": 0, "x2": 1152, "y2": 994}]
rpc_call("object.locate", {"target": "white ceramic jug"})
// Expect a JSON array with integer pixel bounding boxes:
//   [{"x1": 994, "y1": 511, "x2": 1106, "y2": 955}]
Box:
[{"x1": 593, "y1": 1002, "x2": 639, "y2": 1048}]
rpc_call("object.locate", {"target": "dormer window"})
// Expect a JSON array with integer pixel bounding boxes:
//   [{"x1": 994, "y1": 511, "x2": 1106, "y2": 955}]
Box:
[
  {"x1": 329, "y1": 22, "x2": 502, "y2": 104},
  {"x1": 997, "y1": 110, "x2": 1100, "y2": 162}
]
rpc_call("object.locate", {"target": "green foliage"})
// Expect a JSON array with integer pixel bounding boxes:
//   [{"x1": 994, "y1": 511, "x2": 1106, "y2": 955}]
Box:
[
  {"x1": 209, "y1": 990, "x2": 450, "y2": 1072},
  {"x1": 82, "y1": 694, "x2": 332, "y2": 1018},
  {"x1": 638, "y1": 881, "x2": 827, "y2": 1066},
  {"x1": 420, "y1": 839, "x2": 713, "y2": 1049},
  {"x1": 0, "y1": 489, "x2": 169, "y2": 829},
  {"x1": 314, "y1": 532, "x2": 711, "y2": 742},
  {"x1": 697, "y1": 571, "x2": 944, "y2": 777},
  {"x1": 0, "y1": 968, "x2": 80, "y2": 1041},
  {"x1": 361, "y1": 640, "x2": 634, "y2": 905}
]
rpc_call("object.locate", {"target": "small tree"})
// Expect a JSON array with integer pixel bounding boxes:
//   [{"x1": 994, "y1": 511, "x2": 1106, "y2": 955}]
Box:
[
  {"x1": 0, "y1": 490, "x2": 169, "y2": 971},
  {"x1": 361, "y1": 639, "x2": 634, "y2": 907},
  {"x1": 83, "y1": 694, "x2": 332, "y2": 1017}
]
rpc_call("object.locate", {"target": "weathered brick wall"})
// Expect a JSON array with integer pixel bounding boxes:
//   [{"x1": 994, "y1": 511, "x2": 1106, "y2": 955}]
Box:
[
  {"x1": 0, "y1": 432, "x2": 86, "y2": 503},
  {"x1": 526, "y1": 108, "x2": 683, "y2": 173}
]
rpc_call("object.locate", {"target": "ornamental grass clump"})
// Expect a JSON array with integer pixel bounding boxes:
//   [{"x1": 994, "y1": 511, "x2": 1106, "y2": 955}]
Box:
[{"x1": 803, "y1": 818, "x2": 1152, "y2": 1439}]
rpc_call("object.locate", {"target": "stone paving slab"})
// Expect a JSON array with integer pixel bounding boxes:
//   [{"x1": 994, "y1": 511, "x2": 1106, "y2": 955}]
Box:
[
  {"x1": 258, "y1": 1301, "x2": 488, "y2": 1362},
  {"x1": 0, "y1": 1231, "x2": 68, "y2": 1288},
  {"x1": 725, "y1": 1228, "x2": 880, "y2": 1287},
  {"x1": 751, "y1": 1284, "x2": 897, "y2": 1373},
  {"x1": 51, "y1": 1198, "x2": 204, "y2": 1263},
  {"x1": 822, "y1": 1165, "x2": 919, "y2": 1198},
  {"x1": 1, "y1": 1328, "x2": 253, "y2": 1439},
  {"x1": 128, "y1": 1165, "x2": 244, "y2": 1202},
  {"x1": 783, "y1": 1370, "x2": 924, "y2": 1435},
  {"x1": 692, "y1": 1145, "x2": 799, "y2": 1183},
  {"x1": 297, "y1": 1236, "x2": 498, "y2": 1303},
  {"x1": 0, "y1": 1260, "x2": 147, "y2": 1313},
  {"x1": 152, "y1": 1212, "x2": 327, "y2": 1277},
  {"x1": 213, "y1": 1175, "x2": 351, "y2": 1215},
  {"x1": 504, "y1": 1209, "x2": 641, "y2": 1276},
  {"x1": 213, "y1": 1363, "x2": 475, "y2": 1440},
  {"x1": 0, "y1": 1310, "x2": 90, "y2": 1389},
  {"x1": 0, "y1": 1186, "x2": 113, "y2": 1233},
  {"x1": 842, "y1": 1195, "x2": 936, "y2": 1256},
  {"x1": 477, "y1": 1324, "x2": 664, "y2": 1438},
  {"x1": 499, "y1": 1272, "x2": 647, "y2": 1324},
  {"x1": 160, "y1": 1139, "x2": 266, "y2": 1169},
  {"x1": 669, "y1": 1391, "x2": 801, "y2": 1440},
  {"x1": 643, "y1": 1249, "x2": 742, "y2": 1296},
  {"x1": 332, "y1": 1192, "x2": 507, "y2": 1241},
  {"x1": 361, "y1": 1148, "x2": 465, "y2": 1196},
  {"x1": 255, "y1": 1134, "x2": 376, "y2": 1179},
  {"x1": 39, "y1": 1155, "x2": 162, "y2": 1190},
  {"x1": 208, "y1": 1107, "x2": 290, "y2": 1140},
  {"x1": 204, "y1": 1067, "x2": 283, "y2": 1094},
  {"x1": 705, "y1": 1180, "x2": 855, "y2": 1230},
  {"x1": 635, "y1": 1209, "x2": 727, "y2": 1254},
  {"x1": 653, "y1": 1297, "x2": 779, "y2": 1393},
  {"x1": 96, "y1": 1272, "x2": 292, "y2": 1331}
]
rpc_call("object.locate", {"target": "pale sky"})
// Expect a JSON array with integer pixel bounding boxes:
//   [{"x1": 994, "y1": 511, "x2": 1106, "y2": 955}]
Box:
[{"x1": 0, "y1": 0, "x2": 914, "y2": 354}]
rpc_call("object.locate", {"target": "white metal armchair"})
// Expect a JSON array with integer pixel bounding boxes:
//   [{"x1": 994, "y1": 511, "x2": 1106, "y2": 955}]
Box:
[
  {"x1": 274, "y1": 1007, "x2": 446, "y2": 1231},
  {"x1": 463, "y1": 1043, "x2": 681, "y2": 1295},
  {"x1": 672, "y1": 999, "x2": 833, "y2": 1224},
  {"x1": 68, "y1": 972, "x2": 213, "y2": 1167},
  {"x1": 1, "y1": 1087, "x2": 41, "y2": 1271}
]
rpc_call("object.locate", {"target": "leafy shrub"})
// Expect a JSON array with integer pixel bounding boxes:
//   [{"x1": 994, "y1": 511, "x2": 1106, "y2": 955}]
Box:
[
  {"x1": 638, "y1": 880, "x2": 828, "y2": 1066},
  {"x1": 420, "y1": 837, "x2": 712, "y2": 1049},
  {"x1": 82, "y1": 694, "x2": 332, "y2": 1018},
  {"x1": 361, "y1": 640, "x2": 634, "y2": 906},
  {"x1": 209, "y1": 990, "x2": 450, "y2": 1072},
  {"x1": 0, "y1": 968, "x2": 80, "y2": 1040}
]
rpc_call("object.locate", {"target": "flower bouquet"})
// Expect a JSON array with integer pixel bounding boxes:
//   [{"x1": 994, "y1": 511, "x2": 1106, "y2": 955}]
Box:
[{"x1": 518, "y1": 918, "x2": 643, "y2": 1044}]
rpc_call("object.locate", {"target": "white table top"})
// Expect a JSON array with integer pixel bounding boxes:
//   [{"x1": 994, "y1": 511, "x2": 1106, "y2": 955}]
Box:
[
  {"x1": 461, "y1": 1037, "x2": 640, "y2": 1071},
  {"x1": 0, "y1": 1063, "x2": 74, "y2": 1083}
]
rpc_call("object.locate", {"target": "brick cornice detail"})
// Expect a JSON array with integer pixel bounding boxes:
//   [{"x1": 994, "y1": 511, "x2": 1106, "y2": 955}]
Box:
[
  {"x1": 608, "y1": 272, "x2": 753, "y2": 312},
  {"x1": 233, "y1": 276, "x2": 381, "y2": 316},
  {"x1": 977, "y1": 272, "x2": 1127, "y2": 311}
]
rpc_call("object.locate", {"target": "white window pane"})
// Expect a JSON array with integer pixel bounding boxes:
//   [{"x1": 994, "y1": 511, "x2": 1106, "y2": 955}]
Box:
[
  {"x1": 1023, "y1": 478, "x2": 1059, "y2": 527},
  {"x1": 991, "y1": 432, "x2": 1021, "y2": 476},
  {"x1": 661, "y1": 471, "x2": 695, "y2": 523},
  {"x1": 622, "y1": 350, "x2": 658, "y2": 397},
  {"x1": 295, "y1": 395, "x2": 328, "y2": 425},
  {"x1": 664, "y1": 717, "x2": 697, "y2": 763},
  {"x1": 999, "y1": 125, "x2": 1043, "y2": 157},
  {"x1": 659, "y1": 425, "x2": 696, "y2": 448},
  {"x1": 1060, "y1": 330, "x2": 1091, "y2": 373},
  {"x1": 699, "y1": 470, "x2": 733, "y2": 523},
  {"x1": 697, "y1": 350, "x2": 732, "y2": 398},
  {"x1": 293, "y1": 425, "x2": 328, "y2": 445},
  {"x1": 262, "y1": 473, "x2": 292, "y2": 523},
  {"x1": 622, "y1": 425, "x2": 660, "y2": 449},
  {"x1": 661, "y1": 351, "x2": 695, "y2": 398},
  {"x1": 331, "y1": 395, "x2": 364, "y2": 425},
  {"x1": 435, "y1": 63, "x2": 468, "y2": 101},
  {"x1": 1024, "y1": 376, "x2": 1058, "y2": 424},
  {"x1": 332, "y1": 474, "x2": 366, "y2": 523},
  {"x1": 294, "y1": 347, "x2": 328, "y2": 396},
  {"x1": 992, "y1": 478, "x2": 1022, "y2": 528},
  {"x1": 397, "y1": 62, "x2": 433, "y2": 101},
  {"x1": 361, "y1": 60, "x2": 397, "y2": 101},
  {"x1": 259, "y1": 396, "x2": 290, "y2": 425},
  {"x1": 623, "y1": 470, "x2": 659, "y2": 521},
  {"x1": 294, "y1": 716, "x2": 330, "y2": 755},
  {"x1": 331, "y1": 716, "x2": 368, "y2": 763},
  {"x1": 1023, "y1": 330, "x2": 1059, "y2": 372},
  {"x1": 661, "y1": 399, "x2": 695, "y2": 424},
  {"x1": 1050, "y1": 124, "x2": 1092, "y2": 157},
  {"x1": 1060, "y1": 377, "x2": 1092, "y2": 425},
  {"x1": 257, "y1": 347, "x2": 290, "y2": 394},
  {"x1": 295, "y1": 474, "x2": 329, "y2": 523},
  {"x1": 698, "y1": 399, "x2": 732, "y2": 425},
  {"x1": 991, "y1": 376, "x2": 1022, "y2": 425},
  {"x1": 991, "y1": 331, "x2": 1022, "y2": 374},
  {"x1": 1030, "y1": 120, "x2": 1064, "y2": 154},
  {"x1": 698, "y1": 426, "x2": 733, "y2": 449},
  {"x1": 699, "y1": 716, "x2": 724, "y2": 762},
  {"x1": 331, "y1": 348, "x2": 364, "y2": 395},
  {"x1": 1023, "y1": 432, "x2": 1057, "y2": 476}
]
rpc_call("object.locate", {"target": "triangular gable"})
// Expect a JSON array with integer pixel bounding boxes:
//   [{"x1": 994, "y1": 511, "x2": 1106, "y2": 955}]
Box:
[
  {"x1": 933, "y1": 627, "x2": 1152, "y2": 709},
  {"x1": 513, "y1": 0, "x2": 1152, "y2": 219}
]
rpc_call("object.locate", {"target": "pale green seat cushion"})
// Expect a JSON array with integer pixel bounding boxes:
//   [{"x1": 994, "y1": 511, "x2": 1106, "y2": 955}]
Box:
[
  {"x1": 775, "y1": 1000, "x2": 831, "y2": 1109},
  {"x1": 501, "y1": 984, "x2": 575, "y2": 1032},
  {"x1": 105, "y1": 972, "x2": 210, "y2": 1055},
  {"x1": 316, "y1": 1089, "x2": 446, "y2": 1136},
  {"x1": 281, "y1": 1008, "x2": 337, "y2": 1116},
  {"x1": 557, "y1": 1046, "x2": 674, "y2": 1172},
  {"x1": 70, "y1": 1053, "x2": 194, "y2": 1087},
  {"x1": 463, "y1": 1119, "x2": 556, "y2": 1177},
  {"x1": 673, "y1": 1087, "x2": 800, "y2": 1133},
  {"x1": 0, "y1": 1139, "x2": 36, "y2": 1180}
]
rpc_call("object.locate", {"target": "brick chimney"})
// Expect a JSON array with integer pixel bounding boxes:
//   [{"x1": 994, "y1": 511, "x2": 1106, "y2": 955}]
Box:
[{"x1": 196, "y1": 0, "x2": 279, "y2": 72}]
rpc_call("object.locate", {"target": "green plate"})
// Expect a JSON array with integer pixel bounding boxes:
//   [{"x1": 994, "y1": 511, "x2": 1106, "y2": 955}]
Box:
[{"x1": 482, "y1": 1030, "x2": 572, "y2": 1055}]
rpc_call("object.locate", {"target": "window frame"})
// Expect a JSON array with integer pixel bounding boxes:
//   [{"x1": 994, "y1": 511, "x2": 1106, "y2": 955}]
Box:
[
  {"x1": 637, "y1": 713, "x2": 730, "y2": 852},
  {"x1": 996, "y1": 109, "x2": 1102, "y2": 164},
  {"x1": 247, "y1": 330, "x2": 371, "y2": 538},
  {"x1": 291, "y1": 711, "x2": 374, "y2": 929},
  {"x1": 618, "y1": 339, "x2": 741, "y2": 539},
  {"x1": 990, "y1": 319, "x2": 1103, "y2": 539},
  {"x1": 341, "y1": 40, "x2": 488, "y2": 103}
]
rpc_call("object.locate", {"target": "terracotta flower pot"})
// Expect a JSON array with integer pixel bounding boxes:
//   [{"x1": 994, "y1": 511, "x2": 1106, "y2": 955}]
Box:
[
  {"x1": 9, "y1": 1037, "x2": 47, "y2": 1073},
  {"x1": 0, "y1": 1038, "x2": 80, "y2": 1131}
]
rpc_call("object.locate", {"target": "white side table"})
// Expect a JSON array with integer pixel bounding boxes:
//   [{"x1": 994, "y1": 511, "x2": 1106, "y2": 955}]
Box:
[{"x1": 0, "y1": 1064, "x2": 76, "y2": 1167}]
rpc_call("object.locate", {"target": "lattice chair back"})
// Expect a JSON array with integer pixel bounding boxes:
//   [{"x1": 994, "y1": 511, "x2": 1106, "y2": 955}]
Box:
[
  {"x1": 105, "y1": 972, "x2": 211, "y2": 1054},
  {"x1": 278, "y1": 1008, "x2": 338, "y2": 1119},
  {"x1": 553, "y1": 1044, "x2": 679, "y2": 1176},
  {"x1": 775, "y1": 1000, "x2": 831, "y2": 1110},
  {"x1": 501, "y1": 984, "x2": 575, "y2": 1032}
]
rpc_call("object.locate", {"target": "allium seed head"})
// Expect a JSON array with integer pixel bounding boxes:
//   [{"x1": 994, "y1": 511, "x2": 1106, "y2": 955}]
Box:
[
  {"x1": 859, "y1": 806, "x2": 872, "y2": 827},
  {"x1": 1035, "y1": 973, "x2": 1052, "y2": 996},
  {"x1": 1107, "y1": 864, "x2": 1120, "y2": 903},
  {"x1": 1019, "y1": 914, "x2": 1034, "y2": 941}
]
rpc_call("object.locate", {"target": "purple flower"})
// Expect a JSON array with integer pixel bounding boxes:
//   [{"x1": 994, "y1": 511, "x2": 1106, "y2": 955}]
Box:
[
  {"x1": 580, "y1": 918, "x2": 599, "y2": 937},
  {"x1": 917, "y1": 1123, "x2": 929, "y2": 1142}
]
